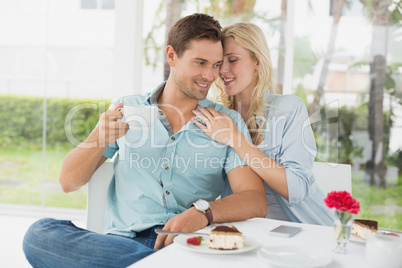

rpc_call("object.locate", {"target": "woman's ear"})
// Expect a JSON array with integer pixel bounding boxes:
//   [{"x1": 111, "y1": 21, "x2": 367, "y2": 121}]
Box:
[{"x1": 166, "y1": 45, "x2": 177, "y2": 67}]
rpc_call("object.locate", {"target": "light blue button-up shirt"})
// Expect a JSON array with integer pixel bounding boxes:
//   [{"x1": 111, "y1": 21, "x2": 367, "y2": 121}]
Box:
[
  {"x1": 260, "y1": 92, "x2": 333, "y2": 225},
  {"x1": 103, "y1": 83, "x2": 250, "y2": 237},
  {"x1": 223, "y1": 92, "x2": 334, "y2": 226}
]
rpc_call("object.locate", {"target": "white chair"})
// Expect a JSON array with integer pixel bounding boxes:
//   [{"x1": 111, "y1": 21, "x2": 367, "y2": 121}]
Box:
[
  {"x1": 312, "y1": 162, "x2": 352, "y2": 195},
  {"x1": 86, "y1": 161, "x2": 352, "y2": 233},
  {"x1": 86, "y1": 162, "x2": 114, "y2": 233}
]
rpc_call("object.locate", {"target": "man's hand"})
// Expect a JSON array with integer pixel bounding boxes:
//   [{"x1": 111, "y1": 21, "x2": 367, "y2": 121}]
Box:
[
  {"x1": 98, "y1": 103, "x2": 129, "y2": 147},
  {"x1": 153, "y1": 207, "x2": 208, "y2": 250},
  {"x1": 59, "y1": 103, "x2": 129, "y2": 192}
]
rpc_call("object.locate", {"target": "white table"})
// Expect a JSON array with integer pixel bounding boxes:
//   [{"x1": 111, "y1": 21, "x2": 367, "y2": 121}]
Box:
[{"x1": 131, "y1": 218, "x2": 370, "y2": 267}]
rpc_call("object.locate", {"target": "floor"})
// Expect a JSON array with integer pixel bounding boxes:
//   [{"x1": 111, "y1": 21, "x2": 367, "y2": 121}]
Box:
[{"x1": 0, "y1": 204, "x2": 86, "y2": 268}]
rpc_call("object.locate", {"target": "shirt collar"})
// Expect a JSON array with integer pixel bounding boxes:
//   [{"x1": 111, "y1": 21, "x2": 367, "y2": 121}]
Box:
[
  {"x1": 264, "y1": 91, "x2": 273, "y2": 99},
  {"x1": 145, "y1": 81, "x2": 166, "y2": 106}
]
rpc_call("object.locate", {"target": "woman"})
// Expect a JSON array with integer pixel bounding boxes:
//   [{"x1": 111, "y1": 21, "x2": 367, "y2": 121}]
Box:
[{"x1": 192, "y1": 22, "x2": 333, "y2": 225}]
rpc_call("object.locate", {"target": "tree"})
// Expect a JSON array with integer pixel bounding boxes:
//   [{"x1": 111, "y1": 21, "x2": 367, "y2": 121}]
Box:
[
  {"x1": 276, "y1": 0, "x2": 287, "y2": 94},
  {"x1": 164, "y1": 0, "x2": 185, "y2": 80},
  {"x1": 365, "y1": 0, "x2": 392, "y2": 188},
  {"x1": 206, "y1": 0, "x2": 256, "y2": 19},
  {"x1": 309, "y1": 0, "x2": 346, "y2": 116},
  {"x1": 389, "y1": 149, "x2": 402, "y2": 185}
]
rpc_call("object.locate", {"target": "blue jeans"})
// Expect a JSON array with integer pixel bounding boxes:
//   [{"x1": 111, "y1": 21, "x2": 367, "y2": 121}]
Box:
[{"x1": 23, "y1": 218, "x2": 163, "y2": 268}]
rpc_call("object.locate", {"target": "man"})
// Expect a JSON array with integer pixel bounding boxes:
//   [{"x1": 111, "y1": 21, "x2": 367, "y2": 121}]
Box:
[{"x1": 23, "y1": 13, "x2": 267, "y2": 267}]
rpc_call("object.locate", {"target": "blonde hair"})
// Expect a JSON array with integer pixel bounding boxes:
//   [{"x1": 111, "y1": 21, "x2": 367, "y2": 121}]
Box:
[{"x1": 216, "y1": 22, "x2": 279, "y2": 144}]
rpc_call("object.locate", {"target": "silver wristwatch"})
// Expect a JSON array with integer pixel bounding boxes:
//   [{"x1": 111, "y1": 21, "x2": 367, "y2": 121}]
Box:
[{"x1": 192, "y1": 199, "x2": 213, "y2": 226}]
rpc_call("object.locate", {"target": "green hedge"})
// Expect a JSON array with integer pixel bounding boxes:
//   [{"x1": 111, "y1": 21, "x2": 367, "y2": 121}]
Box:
[{"x1": 0, "y1": 95, "x2": 111, "y2": 149}]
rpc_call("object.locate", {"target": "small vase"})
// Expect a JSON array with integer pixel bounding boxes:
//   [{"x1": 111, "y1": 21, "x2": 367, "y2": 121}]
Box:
[{"x1": 333, "y1": 210, "x2": 353, "y2": 254}]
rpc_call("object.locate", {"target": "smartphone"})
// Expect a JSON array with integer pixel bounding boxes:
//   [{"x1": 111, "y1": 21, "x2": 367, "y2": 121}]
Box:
[{"x1": 268, "y1": 225, "x2": 302, "y2": 238}]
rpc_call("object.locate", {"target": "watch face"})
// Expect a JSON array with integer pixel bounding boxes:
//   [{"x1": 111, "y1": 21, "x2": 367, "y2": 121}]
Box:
[{"x1": 195, "y1": 200, "x2": 209, "y2": 211}]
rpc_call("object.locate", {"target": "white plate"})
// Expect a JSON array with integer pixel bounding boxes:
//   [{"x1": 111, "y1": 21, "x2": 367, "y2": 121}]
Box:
[
  {"x1": 173, "y1": 234, "x2": 259, "y2": 254},
  {"x1": 350, "y1": 231, "x2": 400, "y2": 244},
  {"x1": 350, "y1": 234, "x2": 366, "y2": 243},
  {"x1": 257, "y1": 246, "x2": 332, "y2": 268}
]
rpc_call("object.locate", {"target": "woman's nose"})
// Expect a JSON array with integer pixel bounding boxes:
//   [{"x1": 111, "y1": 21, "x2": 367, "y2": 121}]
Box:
[{"x1": 220, "y1": 61, "x2": 229, "y2": 74}]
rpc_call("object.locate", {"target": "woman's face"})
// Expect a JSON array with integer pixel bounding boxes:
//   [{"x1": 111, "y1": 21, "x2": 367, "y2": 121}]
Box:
[{"x1": 220, "y1": 37, "x2": 259, "y2": 97}]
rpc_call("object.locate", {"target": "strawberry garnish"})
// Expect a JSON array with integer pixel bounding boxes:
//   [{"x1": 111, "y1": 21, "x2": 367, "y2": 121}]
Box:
[
  {"x1": 384, "y1": 232, "x2": 400, "y2": 238},
  {"x1": 186, "y1": 236, "x2": 203, "y2": 245}
]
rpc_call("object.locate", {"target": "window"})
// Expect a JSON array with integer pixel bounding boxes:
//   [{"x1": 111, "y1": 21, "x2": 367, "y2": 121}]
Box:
[
  {"x1": 0, "y1": 0, "x2": 115, "y2": 209},
  {"x1": 81, "y1": 0, "x2": 115, "y2": 10},
  {"x1": 330, "y1": 0, "x2": 365, "y2": 17}
]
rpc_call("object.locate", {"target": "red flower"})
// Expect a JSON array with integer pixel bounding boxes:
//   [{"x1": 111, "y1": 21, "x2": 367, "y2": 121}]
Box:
[{"x1": 324, "y1": 191, "x2": 360, "y2": 214}]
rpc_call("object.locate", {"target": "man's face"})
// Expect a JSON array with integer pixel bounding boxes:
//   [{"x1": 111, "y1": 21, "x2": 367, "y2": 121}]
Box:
[{"x1": 172, "y1": 39, "x2": 223, "y2": 100}]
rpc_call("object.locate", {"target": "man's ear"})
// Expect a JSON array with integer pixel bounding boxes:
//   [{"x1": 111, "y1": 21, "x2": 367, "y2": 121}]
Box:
[{"x1": 166, "y1": 45, "x2": 177, "y2": 67}]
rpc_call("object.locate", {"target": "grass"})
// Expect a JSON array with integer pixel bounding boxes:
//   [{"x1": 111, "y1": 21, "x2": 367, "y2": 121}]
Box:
[
  {"x1": 351, "y1": 169, "x2": 402, "y2": 230},
  {"x1": 1, "y1": 148, "x2": 401, "y2": 230},
  {"x1": 0, "y1": 147, "x2": 87, "y2": 209},
  {"x1": 1, "y1": 149, "x2": 62, "y2": 181}
]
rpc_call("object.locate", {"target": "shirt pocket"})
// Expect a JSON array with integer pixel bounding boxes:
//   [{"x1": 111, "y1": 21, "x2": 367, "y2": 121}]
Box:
[{"x1": 192, "y1": 145, "x2": 226, "y2": 176}]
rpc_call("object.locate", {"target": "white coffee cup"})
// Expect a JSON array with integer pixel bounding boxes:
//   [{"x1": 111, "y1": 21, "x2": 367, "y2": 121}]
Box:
[
  {"x1": 366, "y1": 233, "x2": 402, "y2": 268},
  {"x1": 119, "y1": 105, "x2": 158, "y2": 130}
]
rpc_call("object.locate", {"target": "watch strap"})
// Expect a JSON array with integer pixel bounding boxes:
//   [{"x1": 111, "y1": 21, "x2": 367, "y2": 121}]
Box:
[
  {"x1": 204, "y1": 207, "x2": 213, "y2": 226},
  {"x1": 192, "y1": 200, "x2": 213, "y2": 226}
]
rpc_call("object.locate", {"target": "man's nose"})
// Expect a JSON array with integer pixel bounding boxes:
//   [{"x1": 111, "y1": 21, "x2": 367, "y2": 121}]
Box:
[{"x1": 202, "y1": 67, "x2": 216, "y2": 82}]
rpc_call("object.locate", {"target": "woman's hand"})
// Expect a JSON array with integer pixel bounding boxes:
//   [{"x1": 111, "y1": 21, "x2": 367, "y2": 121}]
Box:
[{"x1": 192, "y1": 105, "x2": 240, "y2": 147}]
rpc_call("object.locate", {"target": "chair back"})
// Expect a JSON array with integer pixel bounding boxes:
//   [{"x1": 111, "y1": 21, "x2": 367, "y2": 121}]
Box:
[
  {"x1": 312, "y1": 162, "x2": 352, "y2": 195},
  {"x1": 86, "y1": 161, "x2": 351, "y2": 232},
  {"x1": 86, "y1": 162, "x2": 114, "y2": 233}
]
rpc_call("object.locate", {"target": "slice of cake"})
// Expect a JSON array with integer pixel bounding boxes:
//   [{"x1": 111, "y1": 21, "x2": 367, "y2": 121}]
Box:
[
  {"x1": 351, "y1": 219, "x2": 378, "y2": 240},
  {"x1": 209, "y1": 225, "x2": 244, "y2": 250}
]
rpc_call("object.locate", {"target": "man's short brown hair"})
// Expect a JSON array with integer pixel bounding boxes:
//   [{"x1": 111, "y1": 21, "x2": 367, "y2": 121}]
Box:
[{"x1": 167, "y1": 13, "x2": 222, "y2": 57}]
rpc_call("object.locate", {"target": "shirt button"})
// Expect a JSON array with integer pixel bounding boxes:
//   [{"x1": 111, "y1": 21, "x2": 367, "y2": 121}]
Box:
[
  {"x1": 159, "y1": 110, "x2": 163, "y2": 115},
  {"x1": 171, "y1": 136, "x2": 175, "y2": 141},
  {"x1": 166, "y1": 190, "x2": 170, "y2": 195},
  {"x1": 165, "y1": 166, "x2": 169, "y2": 170}
]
